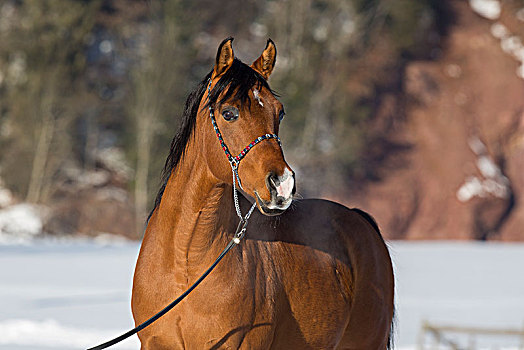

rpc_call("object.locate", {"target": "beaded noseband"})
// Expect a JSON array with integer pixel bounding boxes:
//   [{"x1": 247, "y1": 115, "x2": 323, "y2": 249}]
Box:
[
  {"x1": 207, "y1": 80, "x2": 282, "y2": 193},
  {"x1": 209, "y1": 113, "x2": 281, "y2": 169}
]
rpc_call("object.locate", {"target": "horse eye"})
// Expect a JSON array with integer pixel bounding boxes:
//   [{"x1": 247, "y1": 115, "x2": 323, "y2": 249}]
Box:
[
  {"x1": 222, "y1": 107, "x2": 239, "y2": 121},
  {"x1": 279, "y1": 110, "x2": 285, "y2": 122}
]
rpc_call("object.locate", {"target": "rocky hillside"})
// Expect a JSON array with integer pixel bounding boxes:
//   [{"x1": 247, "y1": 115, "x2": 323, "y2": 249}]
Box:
[{"x1": 344, "y1": 1, "x2": 524, "y2": 240}]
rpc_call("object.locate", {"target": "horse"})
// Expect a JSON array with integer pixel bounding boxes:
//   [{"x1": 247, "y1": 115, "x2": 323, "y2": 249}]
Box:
[{"x1": 131, "y1": 37, "x2": 395, "y2": 349}]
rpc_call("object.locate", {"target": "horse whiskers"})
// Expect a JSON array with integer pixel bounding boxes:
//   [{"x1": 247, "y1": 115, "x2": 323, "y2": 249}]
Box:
[{"x1": 292, "y1": 192, "x2": 304, "y2": 200}]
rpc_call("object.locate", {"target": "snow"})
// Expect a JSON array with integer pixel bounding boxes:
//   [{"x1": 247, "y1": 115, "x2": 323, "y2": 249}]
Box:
[
  {"x1": 0, "y1": 178, "x2": 14, "y2": 208},
  {"x1": 0, "y1": 319, "x2": 137, "y2": 349},
  {"x1": 501, "y1": 36, "x2": 523, "y2": 55},
  {"x1": 392, "y1": 242, "x2": 524, "y2": 349},
  {"x1": 457, "y1": 176, "x2": 484, "y2": 202},
  {"x1": 0, "y1": 240, "x2": 523, "y2": 349},
  {"x1": 515, "y1": 47, "x2": 524, "y2": 62},
  {"x1": 457, "y1": 137, "x2": 510, "y2": 202},
  {"x1": 0, "y1": 241, "x2": 140, "y2": 349},
  {"x1": 491, "y1": 22, "x2": 509, "y2": 39},
  {"x1": 486, "y1": 10, "x2": 524, "y2": 80},
  {"x1": 518, "y1": 64, "x2": 524, "y2": 79},
  {"x1": 469, "y1": 0, "x2": 501, "y2": 20},
  {"x1": 0, "y1": 188, "x2": 12, "y2": 208},
  {"x1": 0, "y1": 204, "x2": 43, "y2": 244},
  {"x1": 96, "y1": 148, "x2": 133, "y2": 180}
]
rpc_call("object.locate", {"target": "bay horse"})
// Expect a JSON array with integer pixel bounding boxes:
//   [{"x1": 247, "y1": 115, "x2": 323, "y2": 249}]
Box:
[{"x1": 132, "y1": 37, "x2": 394, "y2": 349}]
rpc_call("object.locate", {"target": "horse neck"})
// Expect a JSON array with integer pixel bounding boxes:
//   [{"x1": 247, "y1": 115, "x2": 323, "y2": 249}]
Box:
[{"x1": 149, "y1": 141, "x2": 236, "y2": 284}]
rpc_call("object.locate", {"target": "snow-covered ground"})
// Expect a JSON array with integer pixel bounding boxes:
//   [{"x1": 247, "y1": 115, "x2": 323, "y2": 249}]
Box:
[
  {"x1": 0, "y1": 239, "x2": 523, "y2": 349},
  {"x1": 391, "y1": 242, "x2": 524, "y2": 349},
  {"x1": 0, "y1": 240, "x2": 140, "y2": 349}
]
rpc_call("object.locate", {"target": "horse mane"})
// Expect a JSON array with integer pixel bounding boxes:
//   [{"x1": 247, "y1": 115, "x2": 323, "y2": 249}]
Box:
[{"x1": 148, "y1": 58, "x2": 276, "y2": 221}]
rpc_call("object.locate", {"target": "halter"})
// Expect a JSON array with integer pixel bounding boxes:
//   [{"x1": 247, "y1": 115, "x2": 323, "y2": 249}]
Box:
[
  {"x1": 207, "y1": 79, "x2": 282, "y2": 221},
  {"x1": 86, "y1": 79, "x2": 283, "y2": 350},
  {"x1": 209, "y1": 108, "x2": 281, "y2": 189}
]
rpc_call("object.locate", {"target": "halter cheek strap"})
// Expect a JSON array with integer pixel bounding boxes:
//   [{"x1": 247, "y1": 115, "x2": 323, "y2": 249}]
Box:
[
  {"x1": 208, "y1": 108, "x2": 281, "y2": 189},
  {"x1": 207, "y1": 80, "x2": 282, "y2": 190},
  {"x1": 207, "y1": 79, "x2": 282, "y2": 220}
]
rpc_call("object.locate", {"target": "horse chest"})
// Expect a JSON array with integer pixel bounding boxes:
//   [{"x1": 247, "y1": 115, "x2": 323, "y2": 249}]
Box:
[
  {"x1": 168, "y1": 257, "x2": 280, "y2": 348},
  {"x1": 134, "y1": 233, "x2": 352, "y2": 349}
]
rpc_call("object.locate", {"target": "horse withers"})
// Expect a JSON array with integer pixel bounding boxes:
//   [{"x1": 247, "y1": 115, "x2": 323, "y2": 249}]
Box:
[{"x1": 132, "y1": 38, "x2": 394, "y2": 349}]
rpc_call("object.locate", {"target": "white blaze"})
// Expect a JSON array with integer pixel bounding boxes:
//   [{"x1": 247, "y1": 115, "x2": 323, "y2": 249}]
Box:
[
  {"x1": 253, "y1": 89, "x2": 264, "y2": 107},
  {"x1": 275, "y1": 168, "x2": 294, "y2": 199}
]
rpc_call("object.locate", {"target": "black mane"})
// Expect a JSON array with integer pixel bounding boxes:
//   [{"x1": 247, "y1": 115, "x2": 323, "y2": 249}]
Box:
[{"x1": 149, "y1": 58, "x2": 275, "y2": 221}]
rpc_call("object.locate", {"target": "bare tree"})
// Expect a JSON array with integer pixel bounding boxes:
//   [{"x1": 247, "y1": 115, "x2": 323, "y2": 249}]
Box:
[
  {"x1": 0, "y1": 0, "x2": 98, "y2": 202},
  {"x1": 127, "y1": 3, "x2": 181, "y2": 231}
]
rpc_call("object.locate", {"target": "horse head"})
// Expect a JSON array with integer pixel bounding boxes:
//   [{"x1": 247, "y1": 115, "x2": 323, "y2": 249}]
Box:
[{"x1": 201, "y1": 37, "x2": 295, "y2": 216}]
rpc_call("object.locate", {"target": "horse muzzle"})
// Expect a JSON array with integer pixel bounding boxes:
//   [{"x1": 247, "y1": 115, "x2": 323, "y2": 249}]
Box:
[{"x1": 255, "y1": 168, "x2": 295, "y2": 216}]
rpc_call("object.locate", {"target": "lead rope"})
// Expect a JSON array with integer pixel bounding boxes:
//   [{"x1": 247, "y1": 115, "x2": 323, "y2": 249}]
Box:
[
  {"x1": 86, "y1": 210, "x2": 252, "y2": 350},
  {"x1": 86, "y1": 186, "x2": 256, "y2": 350},
  {"x1": 86, "y1": 80, "x2": 277, "y2": 350}
]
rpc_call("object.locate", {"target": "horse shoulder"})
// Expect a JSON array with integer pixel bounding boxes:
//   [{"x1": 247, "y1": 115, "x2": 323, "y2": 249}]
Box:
[
  {"x1": 275, "y1": 199, "x2": 394, "y2": 349},
  {"x1": 287, "y1": 198, "x2": 393, "y2": 295},
  {"x1": 281, "y1": 198, "x2": 389, "y2": 257}
]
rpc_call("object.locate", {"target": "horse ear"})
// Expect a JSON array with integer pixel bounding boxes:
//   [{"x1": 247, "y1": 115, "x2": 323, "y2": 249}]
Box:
[
  {"x1": 251, "y1": 39, "x2": 277, "y2": 80},
  {"x1": 213, "y1": 37, "x2": 235, "y2": 79}
]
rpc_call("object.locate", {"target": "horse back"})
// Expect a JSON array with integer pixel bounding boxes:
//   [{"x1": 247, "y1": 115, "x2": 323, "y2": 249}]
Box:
[{"x1": 264, "y1": 199, "x2": 394, "y2": 349}]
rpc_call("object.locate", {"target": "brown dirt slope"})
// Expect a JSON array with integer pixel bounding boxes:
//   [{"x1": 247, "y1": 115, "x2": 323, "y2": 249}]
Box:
[{"x1": 346, "y1": 1, "x2": 524, "y2": 241}]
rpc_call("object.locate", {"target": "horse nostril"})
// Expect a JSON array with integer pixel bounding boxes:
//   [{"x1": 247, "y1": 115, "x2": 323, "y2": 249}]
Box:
[
  {"x1": 266, "y1": 170, "x2": 295, "y2": 202},
  {"x1": 267, "y1": 172, "x2": 280, "y2": 192}
]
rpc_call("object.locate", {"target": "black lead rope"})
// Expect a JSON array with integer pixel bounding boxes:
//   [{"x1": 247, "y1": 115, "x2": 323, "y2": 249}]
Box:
[
  {"x1": 87, "y1": 204, "x2": 255, "y2": 350},
  {"x1": 88, "y1": 79, "x2": 274, "y2": 349},
  {"x1": 87, "y1": 237, "x2": 239, "y2": 350}
]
